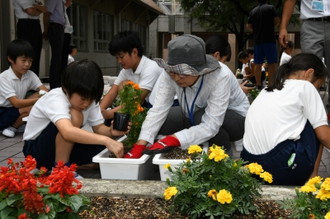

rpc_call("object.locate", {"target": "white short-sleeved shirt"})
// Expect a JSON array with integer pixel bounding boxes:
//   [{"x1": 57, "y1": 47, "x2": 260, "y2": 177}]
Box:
[
  {"x1": 139, "y1": 64, "x2": 250, "y2": 148},
  {"x1": 114, "y1": 55, "x2": 163, "y2": 98},
  {"x1": 0, "y1": 67, "x2": 42, "y2": 107},
  {"x1": 301, "y1": 0, "x2": 330, "y2": 19},
  {"x1": 13, "y1": 0, "x2": 39, "y2": 19},
  {"x1": 243, "y1": 79, "x2": 328, "y2": 155},
  {"x1": 23, "y1": 88, "x2": 104, "y2": 140}
]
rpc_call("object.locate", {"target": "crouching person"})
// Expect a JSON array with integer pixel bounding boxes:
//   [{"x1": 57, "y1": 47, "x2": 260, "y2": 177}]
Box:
[{"x1": 23, "y1": 60, "x2": 128, "y2": 170}]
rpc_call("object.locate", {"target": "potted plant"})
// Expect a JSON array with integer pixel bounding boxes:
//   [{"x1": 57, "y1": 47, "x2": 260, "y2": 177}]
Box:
[
  {"x1": 93, "y1": 81, "x2": 152, "y2": 180},
  {"x1": 153, "y1": 144, "x2": 209, "y2": 181},
  {"x1": 0, "y1": 156, "x2": 89, "y2": 219},
  {"x1": 163, "y1": 144, "x2": 273, "y2": 218}
]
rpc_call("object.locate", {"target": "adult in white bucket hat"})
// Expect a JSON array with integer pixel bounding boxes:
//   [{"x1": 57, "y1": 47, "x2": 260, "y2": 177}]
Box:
[{"x1": 124, "y1": 34, "x2": 249, "y2": 158}]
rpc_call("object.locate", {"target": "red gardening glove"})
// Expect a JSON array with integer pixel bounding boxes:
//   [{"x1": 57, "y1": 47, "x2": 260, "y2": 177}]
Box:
[
  {"x1": 143, "y1": 135, "x2": 180, "y2": 155},
  {"x1": 123, "y1": 144, "x2": 146, "y2": 159}
]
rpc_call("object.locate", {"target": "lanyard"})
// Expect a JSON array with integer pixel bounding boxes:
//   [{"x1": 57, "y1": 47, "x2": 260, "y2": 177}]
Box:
[{"x1": 184, "y1": 75, "x2": 204, "y2": 125}]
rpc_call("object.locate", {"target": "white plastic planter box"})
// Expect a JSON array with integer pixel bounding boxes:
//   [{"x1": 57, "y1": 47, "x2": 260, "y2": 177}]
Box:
[
  {"x1": 153, "y1": 144, "x2": 208, "y2": 181},
  {"x1": 92, "y1": 136, "x2": 153, "y2": 180}
]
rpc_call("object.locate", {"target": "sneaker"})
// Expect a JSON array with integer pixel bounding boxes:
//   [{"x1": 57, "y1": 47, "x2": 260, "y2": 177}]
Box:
[
  {"x1": 2, "y1": 126, "x2": 17, "y2": 138},
  {"x1": 123, "y1": 144, "x2": 146, "y2": 158}
]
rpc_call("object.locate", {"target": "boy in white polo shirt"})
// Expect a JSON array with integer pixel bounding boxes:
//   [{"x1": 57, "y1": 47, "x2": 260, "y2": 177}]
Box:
[
  {"x1": 100, "y1": 31, "x2": 163, "y2": 120},
  {"x1": 0, "y1": 39, "x2": 48, "y2": 138},
  {"x1": 23, "y1": 59, "x2": 128, "y2": 170}
]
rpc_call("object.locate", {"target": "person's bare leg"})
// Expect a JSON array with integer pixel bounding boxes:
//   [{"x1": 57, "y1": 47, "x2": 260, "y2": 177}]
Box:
[
  {"x1": 310, "y1": 145, "x2": 323, "y2": 178},
  {"x1": 267, "y1": 63, "x2": 276, "y2": 85},
  {"x1": 55, "y1": 108, "x2": 83, "y2": 163},
  {"x1": 254, "y1": 64, "x2": 262, "y2": 87}
]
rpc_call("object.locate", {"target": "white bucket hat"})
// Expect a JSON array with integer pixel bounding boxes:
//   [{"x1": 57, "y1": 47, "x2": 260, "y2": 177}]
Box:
[{"x1": 154, "y1": 34, "x2": 220, "y2": 76}]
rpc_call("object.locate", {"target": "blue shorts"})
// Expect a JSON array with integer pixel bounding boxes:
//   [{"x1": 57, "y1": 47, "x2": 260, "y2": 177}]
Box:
[
  {"x1": 254, "y1": 43, "x2": 278, "y2": 64},
  {"x1": 0, "y1": 107, "x2": 20, "y2": 130},
  {"x1": 241, "y1": 121, "x2": 319, "y2": 186},
  {"x1": 23, "y1": 122, "x2": 105, "y2": 170}
]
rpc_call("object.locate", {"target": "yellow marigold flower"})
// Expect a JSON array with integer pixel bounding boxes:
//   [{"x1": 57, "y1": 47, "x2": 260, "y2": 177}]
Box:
[
  {"x1": 164, "y1": 163, "x2": 171, "y2": 169},
  {"x1": 321, "y1": 178, "x2": 330, "y2": 191},
  {"x1": 300, "y1": 184, "x2": 317, "y2": 193},
  {"x1": 316, "y1": 188, "x2": 330, "y2": 201},
  {"x1": 306, "y1": 176, "x2": 323, "y2": 185},
  {"x1": 246, "y1": 163, "x2": 264, "y2": 175},
  {"x1": 208, "y1": 146, "x2": 228, "y2": 162},
  {"x1": 216, "y1": 189, "x2": 233, "y2": 204},
  {"x1": 207, "y1": 189, "x2": 217, "y2": 201},
  {"x1": 325, "y1": 212, "x2": 330, "y2": 219},
  {"x1": 188, "y1": 145, "x2": 203, "y2": 154},
  {"x1": 260, "y1": 171, "x2": 273, "y2": 183},
  {"x1": 164, "y1": 186, "x2": 178, "y2": 200}
]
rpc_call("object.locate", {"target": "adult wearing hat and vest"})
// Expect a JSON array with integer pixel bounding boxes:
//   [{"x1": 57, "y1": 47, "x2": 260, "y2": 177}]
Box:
[{"x1": 124, "y1": 34, "x2": 249, "y2": 158}]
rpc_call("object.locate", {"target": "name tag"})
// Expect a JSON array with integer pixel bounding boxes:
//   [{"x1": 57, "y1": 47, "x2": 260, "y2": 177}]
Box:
[{"x1": 312, "y1": 0, "x2": 324, "y2": 12}]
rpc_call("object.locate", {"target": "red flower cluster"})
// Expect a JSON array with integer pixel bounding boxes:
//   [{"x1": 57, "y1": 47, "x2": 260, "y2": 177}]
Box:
[{"x1": 0, "y1": 156, "x2": 83, "y2": 216}]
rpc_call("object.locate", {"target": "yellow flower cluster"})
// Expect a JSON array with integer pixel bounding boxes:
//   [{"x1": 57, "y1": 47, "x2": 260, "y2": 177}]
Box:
[
  {"x1": 300, "y1": 176, "x2": 330, "y2": 201},
  {"x1": 245, "y1": 163, "x2": 273, "y2": 183},
  {"x1": 207, "y1": 189, "x2": 233, "y2": 204},
  {"x1": 325, "y1": 212, "x2": 330, "y2": 219},
  {"x1": 164, "y1": 186, "x2": 178, "y2": 200},
  {"x1": 208, "y1": 145, "x2": 228, "y2": 162},
  {"x1": 188, "y1": 145, "x2": 203, "y2": 154}
]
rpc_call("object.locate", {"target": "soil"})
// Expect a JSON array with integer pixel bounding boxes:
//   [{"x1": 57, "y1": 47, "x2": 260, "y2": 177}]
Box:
[
  {"x1": 79, "y1": 196, "x2": 292, "y2": 219},
  {"x1": 162, "y1": 147, "x2": 191, "y2": 159}
]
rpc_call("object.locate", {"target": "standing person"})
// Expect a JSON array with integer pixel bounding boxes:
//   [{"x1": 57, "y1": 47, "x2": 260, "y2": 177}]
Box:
[
  {"x1": 0, "y1": 39, "x2": 48, "y2": 138},
  {"x1": 23, "y1": 60, "x2": 127, "y2": 170},
  {"x1": 247, "y1": 0, "x2": 280, "y2": 89},
  {"x1": 67, "y1": 44, "x2": 77, "y2": 65},
  {"x1": 124, "y1": 34, "x2": 249, "y2": 158},
  {"x1": 60, "y1": 0, "x2": 73, "y2": 73},
  {"x1": 100, "y1": 31, "x2": 163, "y2": 121},
  {"x1": 13, "y1": 0, "x2": 47, "y2": 77},
  {"x1": 242, "y1": 53, "x2": 330, "y2": 185},
  {"x1": 43, "y1": 0, "x2": 66, "y2": 89},
  {"x1": 278, "y1": 0, "x2": 330, "y2": 105},
  {"x1": 279, "y1": 41, "x2": 294, "y2": 66}
]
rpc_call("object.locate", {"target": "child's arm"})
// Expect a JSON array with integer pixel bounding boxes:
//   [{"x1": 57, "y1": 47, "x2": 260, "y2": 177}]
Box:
[
  {"x1": 56, "y1": 119, "x2": 124, "y2": 157},
  {"x1": 100, "y1": 84, "x2": 119, "y2": 119},
  {"x1": 92, "y1": 123, "x2": 129, "y2": 137},
  {"x1": 8, "y1": 96, "x2": 39, "y2": 109}
]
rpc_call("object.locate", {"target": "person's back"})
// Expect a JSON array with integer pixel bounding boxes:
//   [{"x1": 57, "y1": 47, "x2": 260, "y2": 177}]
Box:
[
  {"x1": 242, "y1": 53, "x2": 330, "y2": 185},
  {"x1": 248, "y1": 0, "x2": 277, "y2": 44}
]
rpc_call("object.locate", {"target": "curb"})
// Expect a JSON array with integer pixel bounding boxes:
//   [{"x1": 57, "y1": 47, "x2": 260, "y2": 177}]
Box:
[{"x1": 80, "y1": 179, "x2": 297, "y2": 200}]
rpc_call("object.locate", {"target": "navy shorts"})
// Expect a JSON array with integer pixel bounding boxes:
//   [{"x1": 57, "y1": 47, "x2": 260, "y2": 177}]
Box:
[
  {"x1": 0, "y1": 107, "x2": 20, "y2": 130},
  {"x1": 23, "y1": 122, "x2": 105, "y2": 170},
  {"x1": 254, "y1": 42, "x2": 278, "y2": 64},
  {"x1": 241, "y1": 121, "x2": 319, "y2": 186}
]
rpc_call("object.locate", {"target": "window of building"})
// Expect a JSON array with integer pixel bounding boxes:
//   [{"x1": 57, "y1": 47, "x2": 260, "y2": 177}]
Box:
[
  {"x1": 93, "y1": 11, "x2": 113, "y2": 52},
  {"x1": 68, "y1": 3, "x2": 88, "y2": 51},
  {"x1": 132, "y1": 23, "x2": 147, "y2": 50}
]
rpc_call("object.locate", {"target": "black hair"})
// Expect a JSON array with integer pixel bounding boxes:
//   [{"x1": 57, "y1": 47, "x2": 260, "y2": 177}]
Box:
[
  {"x1": 205, "y1": 35, "x2": 231, "y2": 61},
  {"x1": 61, "y1": 59, "x2": 104, "y2": 103},
  {"x1": 266, "y1": 53, "x2": 328, "y2": 91},
  {"x1": 238, "y1": 51, "x2": 249, "y2": 60},
  {"x1": 69, "y1": 44, "x2": 77, "y2": 54},
  {"x1": 108, "y1": 31, "x2": 144, "y2": 57},
  {"x1": 7, "y1": 39, "x2": 34, "y2": 64},
  {"x1": 246, "y1": 48, "x2": 254, "y2": 55}
]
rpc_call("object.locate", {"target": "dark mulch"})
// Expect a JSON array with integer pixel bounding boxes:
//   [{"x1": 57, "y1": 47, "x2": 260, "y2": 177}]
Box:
[{"x1": 79, "y1": 196, "x2": 292, "y2": 219}]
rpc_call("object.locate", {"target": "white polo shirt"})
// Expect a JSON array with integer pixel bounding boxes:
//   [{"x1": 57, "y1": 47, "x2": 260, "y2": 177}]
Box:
[
  {"x1": 13, "y1": 0, "x2": 40, "y2": 19},
  {"x1": 23, "y1": 88, "x2": 104, "y2": 140},
  {"x1": 0, "y1": 67, "x2": 42, "y2": 107}
]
